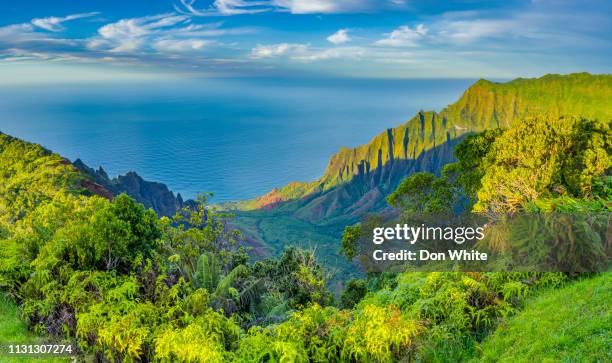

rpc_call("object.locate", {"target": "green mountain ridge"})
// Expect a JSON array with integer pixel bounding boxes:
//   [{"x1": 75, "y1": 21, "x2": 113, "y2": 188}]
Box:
[
  {"x1": 229, "y1": 73, "x2": 612, "y2": 268},
  {"x1": 234, "y1": 73, "x2": 612, "y2": 223}
]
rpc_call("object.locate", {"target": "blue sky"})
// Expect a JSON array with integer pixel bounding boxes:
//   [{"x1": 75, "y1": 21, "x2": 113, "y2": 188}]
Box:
[{"x1": 0, "y1": 0, "x2": 610, "y2": 82}]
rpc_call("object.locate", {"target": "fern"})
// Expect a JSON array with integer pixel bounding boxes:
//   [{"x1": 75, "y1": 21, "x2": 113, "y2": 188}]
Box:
[{"x1": 194, "y1": 252, "x2": 221, "y2": 291}]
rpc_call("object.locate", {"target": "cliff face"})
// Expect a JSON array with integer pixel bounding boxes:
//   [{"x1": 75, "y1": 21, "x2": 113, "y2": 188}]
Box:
[
  {"x1": 239, "y1": 73, "x2": 612, "y2": 223},
  {"x1": 73, "y1": 159, "x2": 186, "y2": 217}
]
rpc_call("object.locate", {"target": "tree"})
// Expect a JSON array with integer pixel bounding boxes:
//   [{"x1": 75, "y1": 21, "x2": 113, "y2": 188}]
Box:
[
  {"x1": 340, "y1": 224, "x2": 361, "y2": 260},
  {"x1": 387, "y1": 172, "x2": 456, "y2": 214},
  {"x1": 447, "y1": 129, "x2": 505, "y2": 203},
  {"x1": 474, "y1": 117, "x2": 611, "y2": 213},
  {"x1": 340, "y1": 279, "x2": 367, "y2": 309}
]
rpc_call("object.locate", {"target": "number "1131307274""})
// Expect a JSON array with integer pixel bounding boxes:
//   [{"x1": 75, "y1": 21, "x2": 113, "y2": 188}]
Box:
[{"x1": 7, "y1": 344, "x2": 73, "y2": 355}]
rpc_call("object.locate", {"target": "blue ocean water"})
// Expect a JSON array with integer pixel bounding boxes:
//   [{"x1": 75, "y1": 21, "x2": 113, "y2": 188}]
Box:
[{"x1": 0, "y1": 77, "x2": 474, "y2": 202}]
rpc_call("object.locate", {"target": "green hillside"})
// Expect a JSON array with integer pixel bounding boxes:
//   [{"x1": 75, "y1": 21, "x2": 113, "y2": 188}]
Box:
[
  {"x1": 230, "y1": 73, "x2": 612, "y2": 266},
  {"x1": 0, "y1": 132, "x2": 86, "y2": 227},
  {"x1": 473, "y1": 274, "x2": 611, "y2": 362},
  {"x1": 238, "y1": 73, "x2": 612, "y2": 217}
]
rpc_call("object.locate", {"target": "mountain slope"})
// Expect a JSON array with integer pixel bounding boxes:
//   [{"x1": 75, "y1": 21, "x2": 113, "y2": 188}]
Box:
[
  {"x1": 236, "y1": 73, "x2": 612, "y2": 225},
  {"x1": 229, "y1": 73, "x2": 612, "y2": 268}
]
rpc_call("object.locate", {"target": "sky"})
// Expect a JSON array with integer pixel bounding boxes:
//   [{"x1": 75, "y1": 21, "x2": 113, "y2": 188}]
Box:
[{"x1": 0, "y1": 0, "x2": 610, "y2": 82}]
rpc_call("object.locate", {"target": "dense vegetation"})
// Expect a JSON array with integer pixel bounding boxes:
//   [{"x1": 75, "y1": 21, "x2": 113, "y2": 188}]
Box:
[
  {"x1": 0, "y1": 133, "x2": 336, "y2": 361},
  {"x1": 1, "y1": 74, "x2": 610, "y2": 362},
  {"x1": 341, "y1": 114, "x2": 610, "y2": 360}
]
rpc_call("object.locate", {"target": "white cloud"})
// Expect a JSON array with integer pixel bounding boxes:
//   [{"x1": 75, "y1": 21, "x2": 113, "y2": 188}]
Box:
[
  {"x1": 31, "y1": 12, "x2": 99, "y2": 32},
  {"x1": 272, "y1": 0, "x2": 373, "y2": 14},
  {"x1": 153, "y1": 39, "x2": 209, "y2": 53},
  {"x1": 327, "y1": 29, "x2": 350, "y2": 44},
  {"x1": 375, "y1": 24, "x2": 428, "y2": 47},
  {"x1": 94, "y1": 13, "x2": 190, "y2": 52},
  {"x1": 0, "y1": 12, "x2": 96, "y2": 50},
  {"x1": 291, "y1": 46, "x2": 365, "y2": 61},
  {"x1": 107, "y1": 39, "x2": 142, "y2": 53},
  {"x1": 0, "y1": 23, "x2": 77, "y2": 47},
  {"x1": 250, "y1": 42, "x2": 365, "y2": 62},
  {"x1": 175, "y1": 0, "x2": 272, "y2": 16},
  {"x1": 273, "y1": 0, "x2": 338, "y2": 13},
  {"x1": 250, "y1": 43, "x2": 307, "y2": 58},
  {"x1": 214, "y1": 0, "x2": 271, "y2": 14},
  {"x1": 435, "y1": 19, "x2": 515, "y2": 44},
  {"x1": 1, "y1": 0, "x2": 608, "y2": 78},
  {"x1": 0, "y1": 10, "x2": 257, "y2": 68},
  {"x1": 176, "y1": 0, "x2": 380, "y2": 15},
  {"x1": 0, "y1": 48, "x2": 54, "y2": 62},
  {"x1": 86, "y1": 13, "x2": 244, "y2": 55},
  {"x1": 0, "y1": 23, "x2": 36, "y2": 40}
]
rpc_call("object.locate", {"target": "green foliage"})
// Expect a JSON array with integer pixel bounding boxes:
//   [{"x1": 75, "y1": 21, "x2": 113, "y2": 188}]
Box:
[
  {"x1": 0, "y1": 133, "x2": 349, "y2": 361},
  {"x1": 357, "y1": 271, "x2": 572, "y2": 361},
  {"x1": 447, "y1": 129, "x2": 505, "y2": 202},
  {"x1": 340, "y1": 224, "x2": 360, "y2": 260},
  {"x1": 474, "y1": 116, "x2": 611, "y2": 213},
  {"x1": 480, "y1": 213, "x2": 610, "y2": 272},
  {"x1": 387, "y1": 172, "x2": 456, "y2": 214},
  {"x1": 344, "y1": 304, "x2": 422, "y2": 362},
  {"x1": 379, "y1": 112, "x2": 610, "y2": 361},
  {"x1": 389, "y1": 116, "x2": 611, "y2": 216},
  {"x1": 234, "y1": 303, "x2": 422, "y2": 363},
  {"x1": 252, "y1": 247, "x2": 334, "y2": 314},
  {"x1": 55, "y1": 193, "x2": 160, "y2": 273},
  {"x1": 229, "y1": 206, "x2": 359, "y2": 286},
  {"x1": 0, "y1": 133, "x2": 84, "y2": 225},
  {"x1": 194, "y1": 252, "x2": 222, "y2": 291},
  {"x1": 155, "y1": 312, "x2": 240, "y2": 362},
  {"x1": 340, "y1": 279, "x2": 367, "y2": 309},
  {"x1": 528, "y1": 195, "x2": 611, "y2": 213},
  {"x1": 161, "y1": 197, "x2": 247, "y2": 286}
]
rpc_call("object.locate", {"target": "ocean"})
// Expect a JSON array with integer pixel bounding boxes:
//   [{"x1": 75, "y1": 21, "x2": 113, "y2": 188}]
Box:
[{"x1": 0, "y1": 77, "x2": 474, "y2": 202}]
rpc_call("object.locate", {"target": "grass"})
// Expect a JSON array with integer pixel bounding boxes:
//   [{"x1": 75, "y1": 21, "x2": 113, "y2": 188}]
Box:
[
  {"x1": 0, "y1": 294, "x2": 72, "y2": 363},
  {"x1": 473, "y1": 273, "x2": 611, "y2": 363}
]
